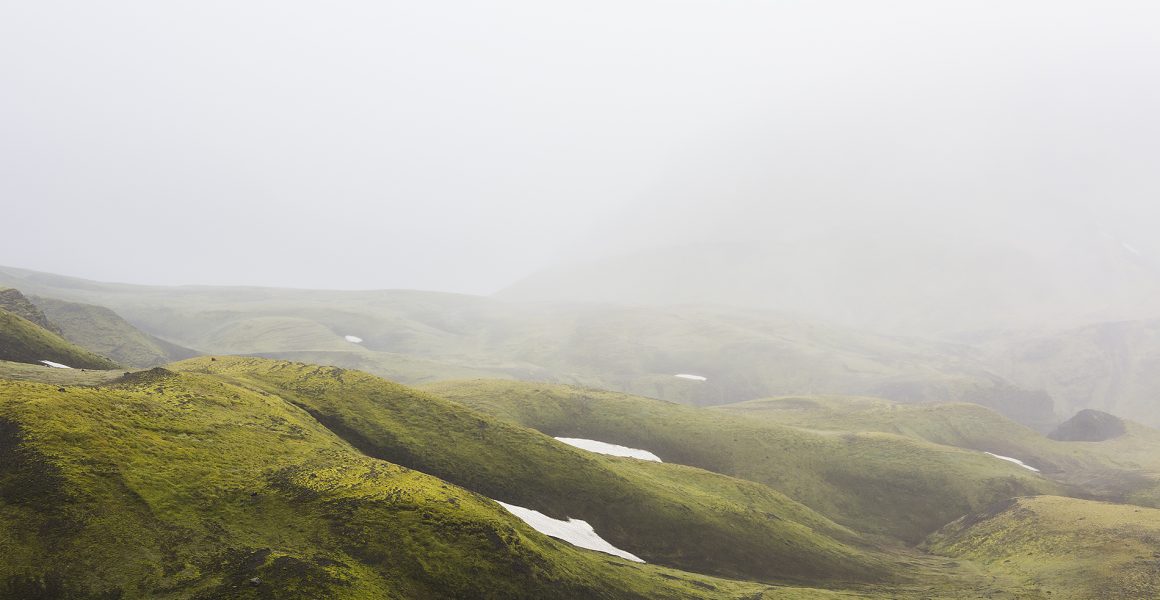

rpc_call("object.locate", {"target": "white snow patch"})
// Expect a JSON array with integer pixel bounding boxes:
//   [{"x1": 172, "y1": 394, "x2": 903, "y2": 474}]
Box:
[
  {"x1": 555, "y1": 437, "x2": 662, "y2": 462},
  {"x1": 1122, "y1": 241, "x2": 1142, "y2": 256},
  {"x1": 674, "y1": 373, "x2": 707, "y2": 382},
  {"x1": 495, "y1": 501, "x2": 644, "y2": 562},
  {"x1": 344, "y1": 335, "x2": 363, "y2": 343},
  {"x1": 985, "y1": 452, "x2": 1040, "y2": 473},
  {"x1": 40, "y1": 360, "x2": 72, "y2": 369}
]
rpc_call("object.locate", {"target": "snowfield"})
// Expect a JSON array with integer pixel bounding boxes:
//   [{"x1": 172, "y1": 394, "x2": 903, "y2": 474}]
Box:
[
  {"x1": 344, "y1": 335, "x2": 363, "y2": 343},
  {"x1": 555, "y1": 437, "x2": 662, "y2": 462},
  {"x1": 674, "y1": 373, "x2": 707, "y2": 381},
  {"x1": 40, "y1": 360, "x2": 72, "y2": 369},
  {"x1": 985, "y1": 452, "x2": 1040, "y2": 473},
  {"x1": 495, "y1": 501, "x2": 645, "y2": 563}
]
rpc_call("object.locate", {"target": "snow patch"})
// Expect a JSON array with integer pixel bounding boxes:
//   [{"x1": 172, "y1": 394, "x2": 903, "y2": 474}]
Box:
[
  {"x1": 495, "y1": 501, "x2": 644, "y2": 562},
  {"x1": 674, "y1": 373, "x2": 707, "y2": 382},
  {"x1": 985, "y1": 452, "x2": 1040, "y2": 473},
  {"x1": 1122, "y1": 241, "x2": 1142, "y2": 256},
  {"x1": 344, "y1": 335, "x2": 363, "y2": 343},
  {"x1": 555, "y1": 437, "x2": 662, "y2": 462},
  {"x1": 40, "y1": 360, "x2": 72, "y2": 369}
]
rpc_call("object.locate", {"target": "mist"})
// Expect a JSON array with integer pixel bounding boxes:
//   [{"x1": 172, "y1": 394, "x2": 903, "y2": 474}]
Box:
[{"x1": 2, "y1": 0, "x2": 1159, "y2": 298}]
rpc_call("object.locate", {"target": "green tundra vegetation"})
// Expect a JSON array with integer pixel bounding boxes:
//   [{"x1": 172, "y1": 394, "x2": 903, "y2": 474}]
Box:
[
  {"x1": 425, "y1": 380, "x2": 1060, "y2": 543},
  {"x1": 3, "y1": 356, "x2": 1159, "y2": 598},
  {"x1": 0, "y1": 308, "x2": 119, "y2": 370},
  {"x1": 31, "y1": 296, "x2": 198, "y2": 368},
  {"x1": 1, "y1": 360, "x2": 847, "y2": 599},
  {"x1": 0, "y1": 267, "x2": 1060, "y2": 429},
  {"x1": 926, "y1": 496, "x2": 1160, "y2": 598}
]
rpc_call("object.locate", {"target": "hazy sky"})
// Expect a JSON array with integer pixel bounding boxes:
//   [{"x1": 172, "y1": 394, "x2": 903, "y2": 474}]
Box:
[{"x1": 2, "y1": 1, "x2": 1158, "y2": 293}]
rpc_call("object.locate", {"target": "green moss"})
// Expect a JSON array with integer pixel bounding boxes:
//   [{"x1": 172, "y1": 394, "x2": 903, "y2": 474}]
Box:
[
  {"x1": 0, "y1": 369, "x2": 810, "y2": 599},
  {"x1": 0, "y1": 308, "x2": 119, "y2": 369},
  {"x1": 926, "y1": 496, "x2": 1160, "y2": 599},
  {"x1": 424, "y1": 379, "x2": 1060, "y2": 544},
  {"x1": 172, "y1": 356, "x2": 892, "y2": 585}
]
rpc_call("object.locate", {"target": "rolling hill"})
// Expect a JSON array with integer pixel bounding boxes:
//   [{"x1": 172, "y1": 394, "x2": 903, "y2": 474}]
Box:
[
  {"x1": 424, "y1": 379, "x2": 1058, "y2": 543},
  {"x1": 0, "y1": 307, "x2": 118, "y2": 370},
  {"x1": 1, "y1": 360, "x2": 859, "y2": 599},
  {"x1": 0, "y1": 265, "x2": 1062, "y2": 429}
]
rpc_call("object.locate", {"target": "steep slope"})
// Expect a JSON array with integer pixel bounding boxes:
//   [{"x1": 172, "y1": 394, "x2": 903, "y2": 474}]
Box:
[
  {"x1": 425, "y1": 380, "x2": 1058, "y2": 543},
  {"x1": 31, "y1": 295, "x2": 198, "y2": 367},
  {"x1": 175, "y1": 357, "x2": 891, "y2": 585},
  {"x1": 0, "y1": 287, "x2": 60, "y2": 333},
  {"x1": 0, "y1": 308, "x2": 118, "y2": 369},
  {"x1": 0, "y1": 368, "x2": 817, "y2": 599},
  {"x1": 925, "y1": 496, "x2": 1160, "y2": 599}
]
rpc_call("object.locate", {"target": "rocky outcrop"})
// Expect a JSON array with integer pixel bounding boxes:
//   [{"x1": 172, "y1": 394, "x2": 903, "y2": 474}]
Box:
[
  {"x1": 1048, "y1": 409, "x2": 1127, "y2": 442},
  {"x1": 0, "y1": 288, "x2": 60, "y2": 334}
]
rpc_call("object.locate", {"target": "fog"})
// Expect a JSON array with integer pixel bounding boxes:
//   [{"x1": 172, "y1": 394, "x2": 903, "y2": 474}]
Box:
[{"x1": 2, "y1": 1, "x2": 1158, "y2": 301}]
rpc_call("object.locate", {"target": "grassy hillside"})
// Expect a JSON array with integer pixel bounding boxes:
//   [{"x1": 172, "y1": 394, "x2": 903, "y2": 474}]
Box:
[
  {"x1": 175, "y1": 357, "x2": 892, "y2": 585},
  {"x1": 716, "y1": 395, "x2": 1160, "y2": 507},
  {"x1": 925, "y1": 496, "x2": 1160, "y2": 599},
  {"x1": 0, "y1": 308, "x2": 118, "y2": 370},
  {"x1": 0, "y1": 265, "x2": 1058, "y2": 429},
  {"x1": 0, "y1": 366, "x2": 844, "y2": 599},
  {"x1": 0, "y1": 287, "x2": 60, "y2": 333},
  {"x1": 424, "y1": 380, "x2": 1058, "y2": 543},
  {"x1": 32, "y1": 295, "x2": 198, "y2": 368}
]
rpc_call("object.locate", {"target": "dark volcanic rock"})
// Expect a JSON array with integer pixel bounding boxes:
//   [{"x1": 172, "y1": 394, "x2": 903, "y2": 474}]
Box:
[{"x1": 1048, "y1": 409, "x2": 1127, "y2": 442}]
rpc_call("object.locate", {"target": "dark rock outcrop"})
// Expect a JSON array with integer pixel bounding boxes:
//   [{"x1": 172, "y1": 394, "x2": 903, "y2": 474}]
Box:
[{"x1": 1048, "y1": 409, "x2": 1127, "y2": 442}]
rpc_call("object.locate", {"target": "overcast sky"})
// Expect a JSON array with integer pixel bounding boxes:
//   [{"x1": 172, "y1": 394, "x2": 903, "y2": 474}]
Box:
[{"x1": 2, "y1": 1, "x2": 1158, "y2": 293}]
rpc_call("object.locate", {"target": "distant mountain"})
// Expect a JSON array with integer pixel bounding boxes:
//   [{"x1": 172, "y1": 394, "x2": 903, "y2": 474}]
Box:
[
  {"x1": 498, "y1": 229, "x2": 1160, "y2": 336},
  {"x1": 978, "y1": 319, "x2": 1160, "y2": 426}
]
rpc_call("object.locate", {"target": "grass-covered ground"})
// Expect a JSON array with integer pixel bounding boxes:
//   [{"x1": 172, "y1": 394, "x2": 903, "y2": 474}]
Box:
[
  {"x1": 0, "y1": 265, "x2": 1060, "y2": 429},
  {"x1": 5, "y1": 357, "x2": 1156, "y2": 598},
  {"x1": 176, "y1": 357, "x2": 893, "y2": 585},
  {"x1": 926, "y1": 496, "x2": 1160, "y2": 599},
  {"x1": 32, "y1": 295, "x2": 198, "y2": 368},
  {"x1": 1, "y1": 364, "x2": 853, "y2": 599},
  {"x1": 0, "y1": 308, "x2": 119, "y2": 370},
  {"x1": 714, "y1": 395, "x2": 1160, "y2": 508},
  {"x1": 424, "y1": 380, "x2": 1058, "y2": 544}
]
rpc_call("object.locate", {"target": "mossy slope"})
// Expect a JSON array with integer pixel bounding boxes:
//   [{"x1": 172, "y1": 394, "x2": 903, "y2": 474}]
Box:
[
  {"x1": 31, "y1": 295, "x2": 199, "y2": 368},
  {"x1": 716, "y1": 396, "x2": 1160, "y2": 508},
  {"x1": 925, "y1": 496, "x2": 1160, "y2": 599},
  {"x1": 0, "y1": 368, "x2": 822, "y2": 599},
  {"x1": 173, "y1": 357, "x2": 890, "y2": 585},
  {"x1": 0, "y1": 308, "x2": 118, "y2": 369},
  {"x1": 423, "y1": 380, "x2": 1058, "y2": 543}
]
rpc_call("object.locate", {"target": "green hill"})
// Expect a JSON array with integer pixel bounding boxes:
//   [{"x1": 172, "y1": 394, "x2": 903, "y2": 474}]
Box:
[
  {"x1": 0, "y1": 287, "x2": 60, "y2": 333},
  {"x1": 925, "y1": 496, "x2": 1160, "y2": 599},
  {"x1": 175, "y1": 357, "x2": 891, "y2": 585},
  {"x1": 0, "y1": 308, "x2": 118, "y2": 370},
  {"x1": 424, "y1": 380, "x2": 1058, "y2": 543},
  {"x1": 0, "y1": 364, "x2": 845, "y2": 599},
  {"x1": 0, "y1": 265, "x2": 1058, "y2": 429},
  {"x1": 715, "y1": 396, "x2": 1160, "y2": 507},
  {"x1": 31, "y1": 295, "x2": 198, "y2": 368}
]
